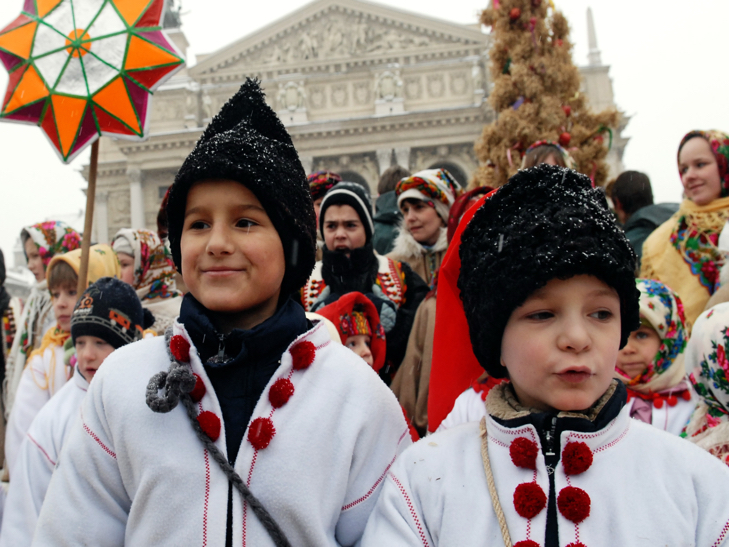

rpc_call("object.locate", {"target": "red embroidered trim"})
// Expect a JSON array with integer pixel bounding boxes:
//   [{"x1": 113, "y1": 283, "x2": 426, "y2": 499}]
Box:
[
  {"x1": 565, "y1": 543, "x2": 587, "y2": 547},
  {"x1": 513, "y1": 482, "x2": 547, "y2": 519},
  {"x1": 202, "y1": 448, "x2": 210, "y2": 547},
  {"x1": 170, "y1": 334, "x2": 191, "y2": 362},
  {"x1": 391, "y1": 472, "x2": 430, "y2": 547},
  {"x1": 712, "y1": 519, "x2": 729, "y2": 547},
  {"x1": 27, "y1": 433, "x2": 56, "y2": 466},
  {"x1": 562, "y1": 442, "x2": 593, "y2": 475},
  {"x1": 82, "y1": 420, "x2": 116, "y2": 459},
  {"x1": 190, "y1": 373, "x2": 206, "y2": 402},
  {"x1": 197, "y1": 411, "x2": 221, "y2": 442},
  {"x1": 290, "y1": 341, "x2": 316, "y2": 370},
  {"x1": 510, "y1": 437, "x2": 539, "y2": 470},
  {"x1": 557, "y1": 486, "x2": 591, "y2": 523}
]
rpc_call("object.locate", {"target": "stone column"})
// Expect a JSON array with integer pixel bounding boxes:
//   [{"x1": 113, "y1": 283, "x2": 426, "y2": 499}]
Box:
[
  {"x1": 299, "y1": 155, "x2": 314, "y2": 175},
  {"x1": 394, "y1": 147, "x2": 410, "y2": 170},
  {"x1": 128, "y1": 168, "x2": 145, "y2": 229},
  {"x1": 376, "y1": 148, "x2": 393, "y2": 175},
  {"x1": 95, "y1": 191, "x2": 109, "y2": 243}
]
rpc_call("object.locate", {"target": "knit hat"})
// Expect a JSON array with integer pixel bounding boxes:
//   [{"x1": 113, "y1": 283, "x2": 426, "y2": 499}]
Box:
[
  {"x1": 21, "y1": 220, "x2": 81, "y2": 268},
  {"x1": 316, "y1": 292, "x2": 386, "y2": 372},
  {"x1": 308, "y1": 170, "x2": 342, "y2": 201},
  {"x1": 46, "y1": 244, "x2": 121, "y2": 288},
  {"x1": 678, "y1": 130, "x2": 729, "y2": 197},
  {"x1": 318, "y1": 182, "x2": 374, "y2": 243},
  {"x1": 458, "y1": 165, "x2": 639, "y2": 378},
  {"x1": 167, "y1": 78, "x2": 316, "y2": 298},
  {"x1": 616, "y1": 279, "x2": 688, "y2": 394},
  {"x1": 71, "y1": 277, "x2": 145, "y2": 349},
  {"x1": 521, "y1": 140, "x2": 577, "y2": 170},
  {"x1": 396, "y1": 168, "x2": 463, "y2": 223}
]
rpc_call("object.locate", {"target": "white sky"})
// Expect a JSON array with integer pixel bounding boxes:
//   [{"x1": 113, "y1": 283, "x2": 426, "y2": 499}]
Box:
[{"x1": 1, "y1": 0, "x2": 728, "y2": 269}]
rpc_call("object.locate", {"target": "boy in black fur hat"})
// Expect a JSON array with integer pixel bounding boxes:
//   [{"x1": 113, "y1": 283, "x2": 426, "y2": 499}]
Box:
[
  {"x1": 361, "y1": 165, "x2": 729, "y2": 547},
  {"x1": 34, "y1": 79, "x2": 410, "y2": 547}
]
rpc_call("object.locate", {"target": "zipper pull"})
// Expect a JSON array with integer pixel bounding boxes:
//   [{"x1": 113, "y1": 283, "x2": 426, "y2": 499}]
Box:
[
  {"x1": 545, "y1": 416, "x2": 558, "y2": 457},
  {"x1": 216, "y1": 334, "x2": 226, "y2": 361}
]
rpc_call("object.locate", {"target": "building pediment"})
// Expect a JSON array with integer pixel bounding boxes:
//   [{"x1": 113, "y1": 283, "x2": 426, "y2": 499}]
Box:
[{"x1": 190, "y1": 0, "x2": 487, "y2": 77}]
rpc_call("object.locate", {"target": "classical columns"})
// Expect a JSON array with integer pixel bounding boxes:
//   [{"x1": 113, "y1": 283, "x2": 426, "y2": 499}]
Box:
[
  {"x1": 94, "y1": 191, "x2": 109, "y2": 243},
  {"x1": 376, "y1": 148, "x2": 393, "y2": 175},
  {"x1": 394, "y1": 147, "x2": 410, "y2": 170},
  {"x1": 128, "y1": 168, "x2": 145, "y2": 229}
]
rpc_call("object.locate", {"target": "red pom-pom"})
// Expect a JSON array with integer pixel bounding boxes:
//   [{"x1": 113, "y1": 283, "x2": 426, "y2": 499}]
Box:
[
  {"x1": 559, "y1": 132, "x2": 571, "y2": 147},
  {"x1": 197, "y1": 411, "x2": 221, "y2": 441},
  {"x1": 667, "y1": 395, "x2": 678, "y2": 407},
  {"x1": 515, "y1": 541, "x2": 540, "y2": 547},
  {"x1": 682, "y1": 390, "x2": 692, "y2": 401},
  {"x1": 654, "y1": 398, "x2": 664, "y2": 409},
  {"x1": 557, "y1": 486, "x2": 591, "y2": 523},
  {"x1": 248, "y1": 417, "x2": 276, "y2": 450},
  {"x1": 513, "y1": 482, "x2": 547, "y2": 519},
  {"x1": 290, "y1": 341, "x2": 316, "y2": 370},
  {"x1": 509, "y1": 7, "x2": 521, "y2": 20},
  {"x1": 269, "y1": 378, "x2": 295, "y2": 408},
  {"x1": 562, "y1": 105, "x2": 572, "y2": 117},
  {"x1": 170, "y1": 335, "x2": 190, "y2": 362},
  {"x1": 562, "y1": 442, "x2": 593, "y2": 475},
  {"x1": 510, "y1": 437, "x2": 539, "y2": 470},
  {"x1": 189, "y1": 373, "x2": 206, "y2": 402}
]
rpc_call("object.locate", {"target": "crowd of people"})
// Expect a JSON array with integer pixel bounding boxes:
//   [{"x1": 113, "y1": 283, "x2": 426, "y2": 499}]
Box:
[{"x1": 0, "y1": 78, "x2": 729, "y2": 545}]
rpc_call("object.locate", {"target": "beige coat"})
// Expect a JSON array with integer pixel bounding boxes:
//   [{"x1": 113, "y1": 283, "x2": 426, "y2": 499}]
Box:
[{"x1": 387, "y1": 226, "x2": 447, "y2": 288}]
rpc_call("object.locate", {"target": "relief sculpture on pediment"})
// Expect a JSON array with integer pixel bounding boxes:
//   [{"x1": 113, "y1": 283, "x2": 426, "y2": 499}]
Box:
[{"x1": 240, "y1": 13, "x2": 461, "y2": 66}]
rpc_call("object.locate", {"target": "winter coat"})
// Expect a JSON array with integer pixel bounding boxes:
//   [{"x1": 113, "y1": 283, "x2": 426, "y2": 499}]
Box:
[
  {"x1": 0, "y1": 371, "x2": 88, "y2": 547},
  {"x1": 373, "y1": 191, "x2": 401, "y2": 256},
  {"x1": 622, "y1": 203, "x2": 679, "y2": 265},
  {"x1": 390, "y1": 297, "x2": 436, "y2": 437},
  {"x1": 32, "y1": 320, "x2": 410, "y2": 546},
  {"x1": 387, "y1": 226, "x2": 447, "y2": 288},
  {"x1": 5, "y1": 331, "x2": 71, "y2": 477},
  {"x1": 361, "y1": 381, "x2": 729, "y2": 547}
]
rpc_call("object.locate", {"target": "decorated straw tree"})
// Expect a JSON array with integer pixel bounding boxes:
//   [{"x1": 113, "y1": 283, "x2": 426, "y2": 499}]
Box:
[{"x1": 473, "y1": 0, "x2": 617, "y2": 188}]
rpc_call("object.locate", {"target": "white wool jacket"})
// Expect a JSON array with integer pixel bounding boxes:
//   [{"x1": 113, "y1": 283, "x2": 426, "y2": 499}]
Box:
[
  {"x1": 0, "y1": 371, "x2": 88, "y2": 547},
  {"x1": 361, "y1": 386, "x2": 729, "y2": 547},
  {"x1": 33, "y1": 321, "x2": 410, "y2": 546}
]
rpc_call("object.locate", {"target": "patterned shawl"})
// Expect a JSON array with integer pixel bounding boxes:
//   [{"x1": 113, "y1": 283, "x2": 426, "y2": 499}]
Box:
[{"x1": 21, "y1": 220, "x2": 81, "y2": 268}]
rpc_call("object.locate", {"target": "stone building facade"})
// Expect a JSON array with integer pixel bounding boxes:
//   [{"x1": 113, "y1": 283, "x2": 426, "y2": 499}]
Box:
[{"x1": 88, "y1": 0, "x2": 627, "y2": 243}]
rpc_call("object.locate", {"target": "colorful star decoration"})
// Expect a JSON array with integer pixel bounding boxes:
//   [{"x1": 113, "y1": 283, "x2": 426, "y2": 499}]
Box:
[{"x1": 0, "y1": 0, "x2": 184, "y2": 162}]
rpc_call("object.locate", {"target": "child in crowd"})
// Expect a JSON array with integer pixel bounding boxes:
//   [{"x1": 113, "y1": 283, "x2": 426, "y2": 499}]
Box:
[
  {"x1": 0, "y1": 278, "x2": 145, "y2": 547},
  {"x1": 4, "y1": 245, "x2": 119, "y2": 477},
  {"x1": 3, "y1": 222, "x2": 80, "y2": 420},
  {"x1": 317, "y1": 292, "x2": 386, "y2": 372},
  {"x1": 615, "y1": 278, "x2": 693, "y2": 434},
  {"x1": 388, "y1": 169, "x2": 462, "y2": 289},
  {"x1": 684, "y1": 303, "x2": 729, "y2": 464},
  {"x1": 521, "y1": 140, "x2": 576, "y2": 169},
  {"x1": 361, "y1": 165, "x2": 729, "y2": 546},
  {"x1": 33, "y1": 79, "x2": 409, "y2": 546},
  {"x1": 112, "y1": 228, "x2": 184, "y2": 334}
]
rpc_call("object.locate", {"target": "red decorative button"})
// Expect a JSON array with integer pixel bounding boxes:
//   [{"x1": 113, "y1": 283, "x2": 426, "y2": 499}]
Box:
[
  {"x1": 510, "y1": 437, "x2": 539, "y2": 470},
  {"x1": 170, "y1": 335, "x2": 190, "y2": 362},
  {"x1": 197, "y1": 411, "x2": 221, "y2": 442},
  {"x1": 562, "y1": 442, "x2": 593, "y2": 475},
  {"x1": 557, "y1": 486, "x2": 591, "y2": 523},
  {"x1": 189, "y1": 373, "x2": 206, "y2": 402},
  {"x1": 248, "y1": 417, "x2": 276, "y2": 450},
  {"x1": 269, "y1": 378, "x2": 295, "y2": 409},
  {"x1": 513, "y1": 482, "x2": 547, "y2": 519},
  {"x1": 514, "y1": 541, "x2": 540, "y2": 547},
  {"x1": 290, "y1": 341, "x2": 316, "y2": 370}
]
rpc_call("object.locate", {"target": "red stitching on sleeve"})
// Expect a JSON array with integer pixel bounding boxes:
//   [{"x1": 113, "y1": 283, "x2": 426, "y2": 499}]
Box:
[
  {"x1": 390, "y1": 472, "x2": 430, "y2": 547},
  {"x1": 81, "y1": 410, "x2": 116, "y2": 460},
  {"x1": 27, "y1": 433, "x2": 56, "y2": 466},
  {"x1": 712, "y1": 519, "x2": 729, "y2": 547}
]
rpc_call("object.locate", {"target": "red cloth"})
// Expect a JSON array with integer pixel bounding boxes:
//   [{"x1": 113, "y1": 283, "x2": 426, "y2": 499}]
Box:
[{"x1": 427, "y1": 189, "x2": 498, "y2": 432}]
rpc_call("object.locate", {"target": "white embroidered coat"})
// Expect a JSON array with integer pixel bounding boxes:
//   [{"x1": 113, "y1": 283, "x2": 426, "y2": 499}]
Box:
[
  {"x1": 361, "y1": 404, "x2": 729, "y2": 546},
  {"x1": 33, "y1": 321, "x2": 410, "y2": 546},
  {"x1": 0, "y1": 372, "x2": 88, "y2": 547}
]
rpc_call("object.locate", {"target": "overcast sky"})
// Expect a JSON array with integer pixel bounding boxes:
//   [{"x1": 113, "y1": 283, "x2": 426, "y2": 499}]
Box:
[{"x1": 1, "y1": 0, "x2": 728, "y2": 269}]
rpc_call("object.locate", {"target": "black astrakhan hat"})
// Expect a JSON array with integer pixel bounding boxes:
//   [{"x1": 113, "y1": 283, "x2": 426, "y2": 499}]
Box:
[
  {"x1": 458, "y1": 164, "x2": 640, "y2": 378},
  {"x1": 318, "y1": 182, "x2": 374, "y2": 243},
  {"x1": 71, "y1": 277, "x2": 146, "y2": 350},
  {"x1": 167, "y1": 78, "x2": 316, "y2": 298}
]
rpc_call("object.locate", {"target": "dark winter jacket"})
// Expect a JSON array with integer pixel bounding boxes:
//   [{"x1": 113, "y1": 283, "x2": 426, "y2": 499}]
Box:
[
  {"x1": 373, "y1": 191, "x2": 401, "y2": 256},
  {"x1": 623, "y1": 203, "x2": 679, "y2": 265}
]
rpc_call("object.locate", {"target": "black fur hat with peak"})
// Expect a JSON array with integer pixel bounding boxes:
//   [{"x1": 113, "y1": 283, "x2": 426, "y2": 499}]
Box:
[
  {"x1": 167, "y1": 78, "x2": 316, "y2": 298},
  {"x1": 458, "y1": 164, "x2": 640, "y2": 378}
]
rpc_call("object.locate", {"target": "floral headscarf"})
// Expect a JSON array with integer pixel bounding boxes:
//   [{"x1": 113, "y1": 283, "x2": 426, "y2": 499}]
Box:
[
  {"x1": 112, "y1": 229, "x2": 180, "y2": 302},
  {"x1": 21, "y1": 221, "x2": 81, "y2": 268},
  {"x1": 616, "y1": 279, "x2": 688, "y2": 394},
  {"x1": 669, "y1": 131, "x2": 729, "y2": 293},
  {"x1": 685, "y1": 302, "x2": 729, "y2": 463},
  {"x1": 307, "y1": 170, "x2": 342, "y2": 202},
  {"x1": 396, "y1": 168, "x2": 463, "y2": 223},
  {"x1": 521, "y1": 140, "x2": 577, "y2": 170},
  {"x1": 677, "y1": 130, "x2": 729, "y2": 197}
]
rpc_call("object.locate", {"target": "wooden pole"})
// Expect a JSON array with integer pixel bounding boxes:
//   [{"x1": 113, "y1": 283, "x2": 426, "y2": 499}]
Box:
[{"x1": 76, "y1": 140, "x2": 99, "y2": 296}]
